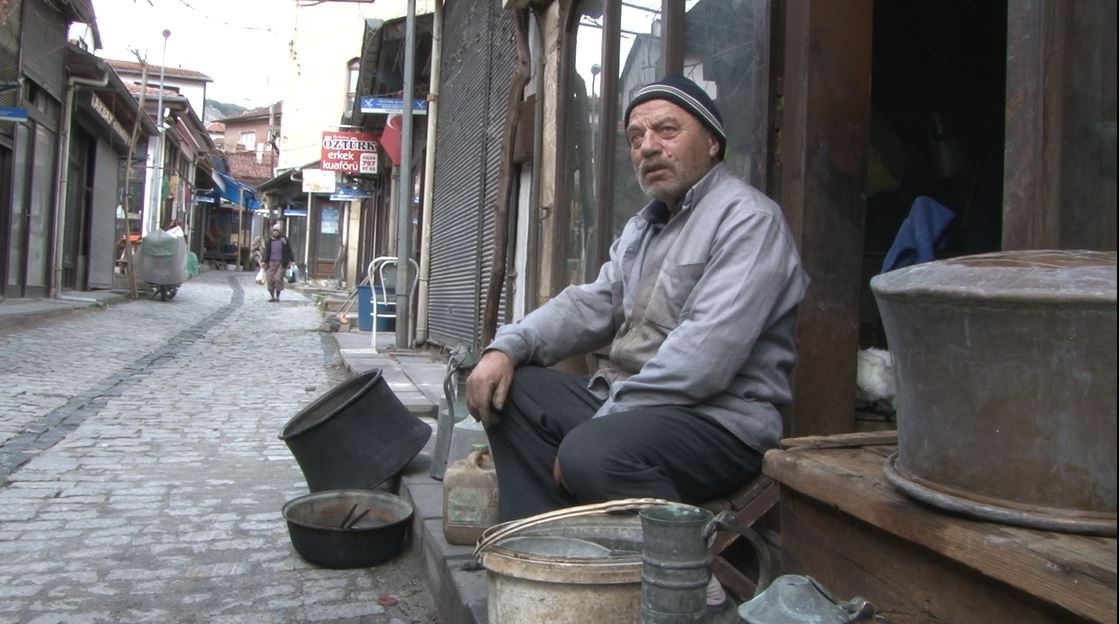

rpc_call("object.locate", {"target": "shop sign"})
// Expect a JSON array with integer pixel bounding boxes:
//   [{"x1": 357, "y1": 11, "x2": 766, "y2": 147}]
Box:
[
  {"x1": 88, "y1": 94, "x2": 131, "y2": 146},
  {"x1": 302, "y1": 168, "x2": 337, "y2": 194},
  {"x1": 330, "y1": 185, "x2": 374, "y2": 202},
  {"x1": 360, "y1": 96, "x2": 428, "y2": 115},
  {"x1": 0, "y1": 106, "x2": 29, "y2": 122},
  {"x1": 321, "y1": 130, "x2": 379, "y2": 175}
]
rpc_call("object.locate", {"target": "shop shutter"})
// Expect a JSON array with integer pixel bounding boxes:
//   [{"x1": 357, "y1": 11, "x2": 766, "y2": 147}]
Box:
[
  {"x1": 0, "y1": 0, "x2": 21, "y2": 141},
  {"x1": 428, "y1": 0, "x2": 503, "y2": 350},
  {"x1": 87, "y1": 141, "x2": 118, "y2": 289},
  {"x1": 19, "y1": 0, "x2": 66, "y2": 101},
  {"x1": 480, "y1": 4, "x2": 517, "y2": 335}
]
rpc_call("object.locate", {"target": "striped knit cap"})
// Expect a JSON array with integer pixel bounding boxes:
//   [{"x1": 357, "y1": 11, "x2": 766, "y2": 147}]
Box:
[{"x1": 623, "y1": 74, "x2": 726, "y2": 157}]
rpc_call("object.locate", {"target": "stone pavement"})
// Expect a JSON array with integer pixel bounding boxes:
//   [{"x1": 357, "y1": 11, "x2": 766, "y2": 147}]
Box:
[
  {"x1": 0, "y1": 270, "x2": 455, "y2": 623},
  {"x1": 330, "y1": 332, "x2": 489, "y2": 624}
]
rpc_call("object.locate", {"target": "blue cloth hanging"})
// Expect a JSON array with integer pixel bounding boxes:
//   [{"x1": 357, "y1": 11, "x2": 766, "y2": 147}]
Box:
[{"x1": 881, "y1": 196, "x2": 956, "y2": 273}]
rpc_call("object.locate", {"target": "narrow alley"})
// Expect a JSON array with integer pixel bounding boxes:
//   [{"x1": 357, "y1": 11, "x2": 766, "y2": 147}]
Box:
[{"x1": 0, "y1": 270, "x2": 438, "y2": 623}]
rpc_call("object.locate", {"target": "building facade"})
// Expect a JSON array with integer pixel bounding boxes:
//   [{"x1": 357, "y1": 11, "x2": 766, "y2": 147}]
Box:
[
  {"x1": 1, "y1": 0, "x2": 99, "y2": 298},
  {"x1": 408, "y1": 0, "x2": 1116, "y2": 439}
]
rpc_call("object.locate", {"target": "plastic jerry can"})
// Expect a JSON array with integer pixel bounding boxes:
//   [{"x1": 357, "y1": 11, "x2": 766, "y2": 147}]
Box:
[{"x1": 442, "y1": 444, "x2": 500, "y2": 545}]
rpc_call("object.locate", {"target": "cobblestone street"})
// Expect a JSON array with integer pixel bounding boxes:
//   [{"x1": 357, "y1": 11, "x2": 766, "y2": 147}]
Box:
[{"x1": 0, "y1": 271, "x2": 439, "y2": 623}]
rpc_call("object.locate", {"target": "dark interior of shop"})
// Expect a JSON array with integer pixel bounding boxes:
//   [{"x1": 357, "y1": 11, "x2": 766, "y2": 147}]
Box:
[{"x1": 860, "y1": 0, "x2": 1009, "y2": 348}]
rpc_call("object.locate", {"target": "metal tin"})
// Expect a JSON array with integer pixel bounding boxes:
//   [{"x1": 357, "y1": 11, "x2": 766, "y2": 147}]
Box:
[{"x1": 871, "y1": 250, "x2": 1117, "y2": 535}]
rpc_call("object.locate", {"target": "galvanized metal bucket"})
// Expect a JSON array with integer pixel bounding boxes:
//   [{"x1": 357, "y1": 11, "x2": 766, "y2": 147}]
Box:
[{"x1": 475, "y1": 499, "x2": 667, "y2": 624}]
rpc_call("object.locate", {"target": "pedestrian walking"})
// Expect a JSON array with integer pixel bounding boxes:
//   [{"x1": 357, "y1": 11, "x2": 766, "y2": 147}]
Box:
[{"x1": 261, "y1": 223, "x2": 295, "y2": 301}]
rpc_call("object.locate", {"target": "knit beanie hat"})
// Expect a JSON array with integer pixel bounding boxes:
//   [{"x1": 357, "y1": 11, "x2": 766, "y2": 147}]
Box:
[{"x1": 623, "y1": 74, "x2": 726, "y2": 157}]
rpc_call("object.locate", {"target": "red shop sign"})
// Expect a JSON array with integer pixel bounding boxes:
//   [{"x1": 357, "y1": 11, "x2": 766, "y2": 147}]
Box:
[{"x1": 321, "y1": 130, "x2": 380, "y2": 175}]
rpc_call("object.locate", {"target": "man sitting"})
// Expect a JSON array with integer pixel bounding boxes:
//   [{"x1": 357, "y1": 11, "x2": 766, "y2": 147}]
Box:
[{"x1": 466, "y1": 74, "x2": 809, "y2": 617}]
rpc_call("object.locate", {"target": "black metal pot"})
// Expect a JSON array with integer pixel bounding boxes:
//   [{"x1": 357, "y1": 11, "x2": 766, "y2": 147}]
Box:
[
  {"x1": 282, "y1": 489, "x2": 414, "y2": 568},
  {"x1": 279, "y1": 369, "x2": 431, "y2": 492}
]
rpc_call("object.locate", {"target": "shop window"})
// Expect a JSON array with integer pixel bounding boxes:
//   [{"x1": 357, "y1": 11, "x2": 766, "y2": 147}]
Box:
[
  {"x1": 559, "y1": 0, "x2": 607, "y2": 285},
  {"x1": 555, "y1": 0, "x2": 768, "y2": 292},
  {"x1": 683, "y1": 0, "x2": 767, "y2": 186},
  {"x1": 346, "y1": 58, "x2": 360, "y2": 113}
]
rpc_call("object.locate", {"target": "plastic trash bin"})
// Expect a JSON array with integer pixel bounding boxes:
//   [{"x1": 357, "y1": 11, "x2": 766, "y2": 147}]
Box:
[
  {"x1": 356, "y1": 285, "x2": 373, "y2": 331},
  {"x1": 374, "y1": 285, "x2": 396, "y2": 331}
]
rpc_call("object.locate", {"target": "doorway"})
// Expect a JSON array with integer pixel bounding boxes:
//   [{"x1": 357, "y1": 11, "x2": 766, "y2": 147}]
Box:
[{"x1": 860, "y1": 0, "x2": 1008, "y2": 348}]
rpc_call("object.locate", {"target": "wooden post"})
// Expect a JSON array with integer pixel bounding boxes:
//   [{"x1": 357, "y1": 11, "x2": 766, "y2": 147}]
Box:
[{"x1": 778, "y1": 0, "x2": 874, "y2": 437}]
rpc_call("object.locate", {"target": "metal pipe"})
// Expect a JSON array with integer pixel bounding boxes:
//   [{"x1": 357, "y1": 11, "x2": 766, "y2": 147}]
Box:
[
  {"x1": 51, "y1": 70, "x2": 110, "y2": 298},
  {"x1": 396, "y1": 0, "x2": 417, "y2": 347},
  {"x1": 147, "y1": 30, "x2": 171, "y2": 236},
  {"x1": 415, "y1": 0, "x2": 443, "y2": 345},
  {"x1": 525, "y1": 8, "x2": 544, "y2": 315},
  {"x1": 238, "y1": 187, "x2": 245, "y2": 270},
  {"x1": 304, "y1": 191, "x2": 313, "y2": 275}
]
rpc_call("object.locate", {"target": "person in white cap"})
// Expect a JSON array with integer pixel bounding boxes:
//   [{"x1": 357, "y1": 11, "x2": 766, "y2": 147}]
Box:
[
  {"x1": 466, "y1": 74, "x2": 809, "y2": 618},
  {"x1": 260, "y1": 223, "x2": 295, "y2": 301}
]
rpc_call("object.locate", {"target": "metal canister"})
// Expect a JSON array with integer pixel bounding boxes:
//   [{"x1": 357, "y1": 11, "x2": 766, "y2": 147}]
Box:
[
  {"x1": 872, "y1": 250, "x2": 1117, "y2": 535},
  {"x1": 639, "y1": 504, "x2": 712, "y2": 623}
]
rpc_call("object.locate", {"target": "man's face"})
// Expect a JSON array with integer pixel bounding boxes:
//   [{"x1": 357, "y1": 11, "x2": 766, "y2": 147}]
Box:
[
  {"x1": 271, "y1": 229, "x2": 280, "y2": 238},
  {"x1": 626, "y1": 99, "x2": 720, "y2": 204}
]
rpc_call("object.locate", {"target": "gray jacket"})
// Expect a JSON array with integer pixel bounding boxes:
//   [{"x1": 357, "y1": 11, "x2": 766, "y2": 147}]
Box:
[{"x1": 488, "y1": 162, "x2": 809, "y2": 453}]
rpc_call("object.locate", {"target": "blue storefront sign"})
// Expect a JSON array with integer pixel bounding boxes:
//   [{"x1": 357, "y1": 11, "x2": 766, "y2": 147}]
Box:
[
  {"x1": 0, "y1": 106, "x2": 29, "y2": 122},
  {"x1": 360, "y1": 96, "x2": 428, "y2": 115}
]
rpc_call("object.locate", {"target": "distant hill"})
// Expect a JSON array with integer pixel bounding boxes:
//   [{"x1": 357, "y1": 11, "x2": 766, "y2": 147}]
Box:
[{"x1": 205, "y1": 100, "x2": 248, "y2": 122}]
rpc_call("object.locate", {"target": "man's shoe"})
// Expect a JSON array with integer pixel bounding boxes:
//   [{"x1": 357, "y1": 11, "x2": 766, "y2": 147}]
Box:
[{"x1": 705, "y1": 599, "x2": 741, "y2": 623}]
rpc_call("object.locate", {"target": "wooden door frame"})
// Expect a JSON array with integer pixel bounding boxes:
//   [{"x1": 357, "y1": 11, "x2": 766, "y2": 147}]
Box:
[{"x1": 777, "y1": 0, "x2": 874, "y2": 437}]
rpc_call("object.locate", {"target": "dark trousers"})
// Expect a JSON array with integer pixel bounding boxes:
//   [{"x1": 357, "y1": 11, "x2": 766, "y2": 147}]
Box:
[{"x1": 484, "y1": 366, "x2": 764, "y2": 521}]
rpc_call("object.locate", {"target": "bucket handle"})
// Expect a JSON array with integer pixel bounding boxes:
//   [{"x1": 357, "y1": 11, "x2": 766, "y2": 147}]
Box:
[
  {"x1": 707, "y1": 510, "x2": 775, "y2": 597},
  {"x1": 473, "y1": 497, "x2": 673, "y2": 559}
]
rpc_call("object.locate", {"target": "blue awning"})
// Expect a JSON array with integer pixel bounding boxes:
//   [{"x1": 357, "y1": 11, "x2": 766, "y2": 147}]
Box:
[{"x1": 196, "y1": 171, "x2": 260, "y2": 210}]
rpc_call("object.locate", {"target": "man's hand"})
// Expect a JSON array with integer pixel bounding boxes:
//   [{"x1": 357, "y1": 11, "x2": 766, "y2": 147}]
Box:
[{"x1": 465, "y1": 350, "x2": 514, "y2": 427}]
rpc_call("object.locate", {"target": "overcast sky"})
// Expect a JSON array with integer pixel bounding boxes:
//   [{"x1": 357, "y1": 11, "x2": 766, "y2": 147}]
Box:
[{"x1": 87, "y1": 0, "x2": 291, "y2": 109}]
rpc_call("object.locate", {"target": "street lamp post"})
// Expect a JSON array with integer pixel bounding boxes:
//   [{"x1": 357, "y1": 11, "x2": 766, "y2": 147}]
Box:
[{"x1": 147, "y1": 29, "x2": 170, "y2": 235}]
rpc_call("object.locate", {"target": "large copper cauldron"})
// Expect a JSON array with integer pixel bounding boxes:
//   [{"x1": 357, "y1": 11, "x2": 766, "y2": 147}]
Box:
[{"x1": 871, "y1": 250, "x2": 1116, "y2": 535}]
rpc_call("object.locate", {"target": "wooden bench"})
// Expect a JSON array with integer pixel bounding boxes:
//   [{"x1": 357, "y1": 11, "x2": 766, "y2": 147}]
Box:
[
  {"x1": 764, "y1": 431, "x2": 1117, "y2": 623},
  {"x1": 702, "y1": 475, "x2": 781, "y2": 600}
]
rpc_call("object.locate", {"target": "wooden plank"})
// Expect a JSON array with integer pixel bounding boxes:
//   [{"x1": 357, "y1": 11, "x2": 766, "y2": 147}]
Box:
[
  {"x1": 780, "y1": 430, "x2": 897, "y2": 449},
  {"x1": 764, "y1": 446, "x2": 1117, "y2": 622},
  {"x1": 708, "y1": 482, "x2": 780, "y2": 554},
  {"x1": 712, "y1": 555, "x2": 757, "y2": 602},
  {"x1": 780, "y1": 490, "x2": 1090, "y2": 624},
  {"x1": 1003, "y1": 0, "x2": 1117, "y2": 251}
]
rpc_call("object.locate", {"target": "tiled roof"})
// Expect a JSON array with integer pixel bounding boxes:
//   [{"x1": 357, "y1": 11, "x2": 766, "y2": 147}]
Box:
[
  {"x1": 125, "y1": 83, "x2": 182, "y2": 99},
  {"x1": 226, "y1": 150, "x2": 276, "y2": 184},
  {"x1": 104, "y1": 58, "x2": 213, "y2": 82}
]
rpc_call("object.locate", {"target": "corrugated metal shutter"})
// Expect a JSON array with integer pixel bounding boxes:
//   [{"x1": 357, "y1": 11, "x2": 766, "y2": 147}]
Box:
[
  {"x1": 427, "y1": 0, "x2": 490, "y2": 350},
  {"x1": 428, "y1": 0, "x2": 516, "y2": 350},
  {"x1": 0, "y1": 0, "x2": 21, "y2": 141},
  {"x1": 88, "y1": 140, "x2": 117, "y2": 289},
  {"x1": 20, "y1": 0, "x2": 66, "y2": 100},
  {"x1": 481, "y1": 3, "x2": 516, "y2": 335}
]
